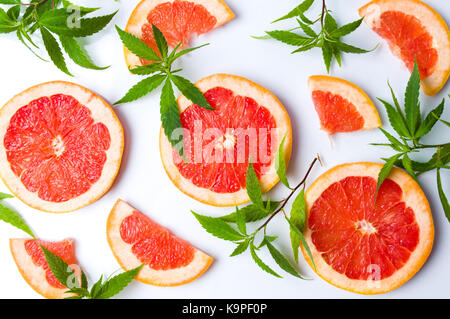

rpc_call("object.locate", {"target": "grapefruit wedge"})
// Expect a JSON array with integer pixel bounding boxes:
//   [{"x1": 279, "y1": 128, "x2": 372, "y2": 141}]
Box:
[
  {"x1": 125, "y1": 0, "x2": 234, "y2": 67},
  {"x1": 0, "y1": 81, "x2": 124, "y2": 213},
  {"x1": 308, "y1": 75, "x2": 381, "y2": 135},
  {"x1": 10, "y1": 238, "x2": 79, "y2": 299},
  {"x1": 359, "y1": 0, "x2": 450, "y2": 95},
  {"x1": 107, "y1": 199, "x2": 213, "y2": 286},
  {"x1": 302, "y1": 163, "x2": 434, "y2": 294},
  {"x1": 159, "y1": 74, "x2": 292, "y2": 206}
]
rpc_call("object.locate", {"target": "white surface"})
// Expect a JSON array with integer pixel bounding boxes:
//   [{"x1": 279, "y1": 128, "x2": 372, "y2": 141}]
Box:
[{"x1": 0, "y1": 0, "x2": 449, "y2": 299}]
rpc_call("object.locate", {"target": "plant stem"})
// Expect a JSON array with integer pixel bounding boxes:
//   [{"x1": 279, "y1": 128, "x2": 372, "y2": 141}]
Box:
[{"x1": 257, "y1": 157, "x2": 318, "y2": 231}]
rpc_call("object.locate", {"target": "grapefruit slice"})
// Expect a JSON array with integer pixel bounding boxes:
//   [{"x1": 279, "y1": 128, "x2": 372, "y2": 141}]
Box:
[
  {"x1": 0, "y1": 81, "x2": 124, "y2": 213},
  {"x1": 308, "y1": 75, "x2": 381, "y2": 135},
  {"x1": 302, "y1": 162, "x2": 434, "y2": 294},
  {"x1": 125, "y1": 0, "x2": 234, "y2": 67},
  {"x1": 10, "y1": 238, "x2": 80, "y2": 299},
  {"x1": 359, "y1": 0, "x2": 450, "y2": 96},
  {"x1": 107, "y1": 199, "x2": 213, "y2": 286},
  {"x1": 159, "y1": 74, "x2": 292, "y2": 206}
]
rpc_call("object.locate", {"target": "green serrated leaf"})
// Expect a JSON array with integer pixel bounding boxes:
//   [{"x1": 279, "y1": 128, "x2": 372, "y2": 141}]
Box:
[
  {"x1": 272, "y1": 0, "x2": 314, "y2": 23},
  {"x1": 7, "y1": 5, "x2": 20, "y2": 21},
  {"x1": 0, "y1": 192, "x2": 13, "y2": 200},
  {"x1": 40, "y1": 27, "x2": 72, "y2": 76},
  {"x1": 290, "y1": 41, "x2": 317, "y2": 54},
  {"x1": 324, "y1": 13, "x2": 338, "y2": 32},
  {"x1": 402, "y1": 154, "x2": 419, "y2": 183},
  {"x1": 235, "y1": 207, "x2": 246, "y2": 235},
  {"x1": 129, "y1": 63, "x2": 163, "y2": 75},
  {"x1": 246, "y1": 161, "x2": 264, "y2": 208},
  {"x1": 322, "y1": 41, "x2": 332, "y2": 73},
  {"x1": 151, "y1": 24, "x2": 168, "y2": 58},
  {"x1": 329, "y1": 18, "x2": 363, "y2": 38},
  {"x1": 81, "y1": 270, "x2": 88, "y2": 290},
  {"x1": 258, "y1": 235, "x2": 278, "y2": 248},
  {"x1": 94, "y1": 265, "x2": 143, "y2": 299},
  {"x1": 169, "y1": 43, "x2": 209, "y2": 63},
  {"x1": 378, "y1": 127, "x2": 407, "y2": 152},
  {"x1": 335, "y1": 41, "x2": 371, "y2": 53},
  {"x1": 0, "y1": 7, "x2": 18, "y2": 33},
  {"x1": 192, "y1": 211, "x2": 245, "y2": 242},
  {"x1": 296, "y1": 19, "x2": 316, "y2": 37},
  {"x1": 62, "y1": 0, "x2": 99, "y2": 16},
  {"x1": 376, "y1": 154, "x2": 403, "y2": 194},
  {"x1": 333, "y1": 46, "x2": 341, "y2": 66},
  {"x1": 265, "y1": 30, "x2": 312, "y2": 46},
  {"x1": 266, "y1": 242, "x2": 303, "y2": 279},
  {"x1": 437, "y1": 168, "x2": 450, "y2": 222},
  {"x1": 0, "y1": 201, "x2": 35, "y2": 238},
  {"x1": 218, "y1": 201, "x2": 280, "y2": 223},
  {"x1": 40, "y1": 245, "x2": 79, "y2": 289},
  {"x1": 116, "y1": 26, "x2": 160, "y2": 62},
  {"x1": 89, "y1": 275, "x2": 104, "y2": 298},
  {"x1": 249, "y1": 242, "x2": 281, "y2": 278},
  {"x1": 59, "y1": 35, "x2": 108, "y2": 70},
  {"x1": 170, "y1": 74, "x2": 212, "y2": 110},
  {"x1": 0, "y1": 0, "x2": 20, "y2": 4},
  {"x1": 230, "y1": 239, "x2": 249, "y2": 257},
  {"x1": 415, "y1": 98, "x2": 445, "y2": 138},
  {"x1": 404, "y1": 60, "x2": 421, "y2": 137},
  {"x1": 274, "y1": 135, "x2": 290, "y2": 188},
  {"x1": 115, "y1": 74, "x2": 166, "y2": 104},
  {"x1": 290, "y1": 189, "x2": 306, "y2": 263},
  {"x1": 285, "y1": 216, "x2": 315, "y2": 270},
  {"x1": 377, "y1": 98, "x2": 410, "y2": 138}
]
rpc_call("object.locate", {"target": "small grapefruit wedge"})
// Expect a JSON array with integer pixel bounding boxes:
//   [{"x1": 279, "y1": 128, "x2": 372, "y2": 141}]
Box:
[
  {"x1": 159, "y1": 74, "x2": 292, "y2": 206},
  {"x1": 302, "y1": 162, "x2": 434, "y2": 294},
  {"x1": 107, "y1": 199, "x2": 213, "y2": 286},
  {"x1": 125, "y1": 0, "x2": 234, "y2": 67},
  {"x1": 308, "y1": 76, "x2": 381, "y2": 135},
  {"x1": 0, "y1": 81, "x2": 124, "y2": 213},
  {"x1": 10, "y1": 238, "x2": 80, "y2": 299},
  {"x1": 359, "y1": 0, "x2": 450, "y2": 95}
]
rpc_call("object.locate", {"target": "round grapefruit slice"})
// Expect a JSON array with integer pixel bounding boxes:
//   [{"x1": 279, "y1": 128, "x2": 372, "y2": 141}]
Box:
[
  {"x1": 308, "y1": 75, "x2": 381, "y2": 135},
  {"x1": 107, "y1": 199, "x2": 213, "y2": 286},
  {"x1": 159, "y1": 74, "x2": 292, "y2": 206},
  {"x1": 359, "y1": 0, "x2": 450, "y2": 96},
  {"x1": 0, "y1": 81, "x2": 124, "y2": 213},
  {"x1": 10, "y1": 238, "x2": 80, "y2": 299},
  {"x1": 302, "y1": 162, "x2": 434, "y2": 294},
  {"x1": 125, "y1": 0, "x2": 234, "y2": 67}
]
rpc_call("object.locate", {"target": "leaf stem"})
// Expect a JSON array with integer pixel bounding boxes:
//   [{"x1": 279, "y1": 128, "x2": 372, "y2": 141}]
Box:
[{"x1": 257, "y1": 157, "x2": 318, "y2": 231}]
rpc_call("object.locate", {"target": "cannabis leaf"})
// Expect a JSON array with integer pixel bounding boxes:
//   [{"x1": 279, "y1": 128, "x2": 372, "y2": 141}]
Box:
[
  {"x1": 0, "y1": 193, "x2": 35, "y2": 238},
  {"x1": 254, "y1": 0, "x2": 374, "y2": 73},
  {"x1": 191, "y1": 141, "x2": 319, "y2": 279},
  {"x1": 115, "y1": 24, "x2": 211, "y2": 157},
  {"x1": 0, "y1": 0, "x2": 115, "y2": 73},
  {"x1": 371, "y1": 60, "x2": 450, "y2": 221}
]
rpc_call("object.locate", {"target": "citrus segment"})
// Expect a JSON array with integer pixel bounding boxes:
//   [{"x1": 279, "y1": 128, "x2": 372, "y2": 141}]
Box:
[
  {"x1": 125, "y1": 0, "x2": 234, "y2": 68},
  {"x1": 303, "y1": 163, "x2": 434, "y2": 294},
  {"x1": 308, "y1": 76, "x2": 381, "y2": 135},
  {"x1": 160, "y1": 74, "x2": 292, "y2": 206},
  {"x1": 359, "y1": 0, "x2": 450, "y2": 95},
  {"x1": 107, "y1": 199, "x2": 213, "y2": 286},
  {"x1": 120, "y1": 210, "x2": 195, "y2": 270},
  {"x1": 0, "y1": 81, "x2": 124, "y2": 213},
  {"x1": 10, "y1": 238, "x2": 80, "y2": 299}
]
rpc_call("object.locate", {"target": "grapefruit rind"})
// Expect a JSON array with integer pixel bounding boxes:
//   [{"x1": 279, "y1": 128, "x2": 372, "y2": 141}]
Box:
[
  {"x1": 107, "y1": 199, "x2": 213, "y2": 286},
  {"x1": 308, "y1": 75, "x2": 382, "y2": 133},
  {"x1": 302, "y1": 162, "x2": 434, "y2": 294},
  {"x1": 159, "y1": 73, "x2": 292, "y2": 207},
  {"x1": 359, "y1": 0, "x2": 450, "y2": 96},
  {"x1": 10, "y1": 238, "x2": 76, "y2": 299},
  {"x1": 125, "y1": 0, "x2": 235, "y2": 68},
  {"x1": 0, "y1": 81, "x2": 124, "y2": 213}
]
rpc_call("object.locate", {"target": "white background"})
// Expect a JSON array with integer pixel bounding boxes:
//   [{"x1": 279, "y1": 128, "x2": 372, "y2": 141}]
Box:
[{"x1": 0, "y1": 0, "x2": 449, "y2": 299}]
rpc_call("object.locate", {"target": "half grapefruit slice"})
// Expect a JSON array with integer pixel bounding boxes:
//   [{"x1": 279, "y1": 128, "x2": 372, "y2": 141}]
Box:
[
  {"x1": 10, "y1": 238, "x2": 79, "y2": 299},
  {"x1": 359, "y1": 0, "x2": 450, "y2": 95},
  {"x1": 159, "y1": 74, "x2": 292, "y2": 206},
  {"x1": 302, "y1": 162, "x2": 434, "y2": 294},
  {"x1": 125, "y1": 0, "x2": 234, "y2": 67},
  {"x1": 308, "y1": 75, "x2": 381, "y2": 135},
  {"x1": 0, "y1": 81, "x2": 124, "y2": 213},
  {"x1": 107, "y1": 199, "x2": 213, "y2": 286}
]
